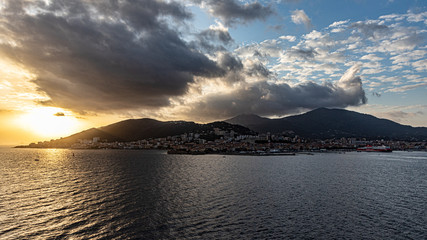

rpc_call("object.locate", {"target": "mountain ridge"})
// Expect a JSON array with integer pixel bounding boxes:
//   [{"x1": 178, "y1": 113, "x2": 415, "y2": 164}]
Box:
[
  {"x1": 23, "y1": 108, "x2": 427, "y2": 147},
  {"x1": 226, "y1": 108, "x2": 427, "y2": 140},
  {"x1": 44, "y1": 118, "x2": 255, "y2": 146}
]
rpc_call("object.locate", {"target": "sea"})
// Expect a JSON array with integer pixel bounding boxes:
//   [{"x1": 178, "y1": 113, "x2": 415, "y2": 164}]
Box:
[{"x1": 0, "y1": 148, "x2": 426, "y2": 239}]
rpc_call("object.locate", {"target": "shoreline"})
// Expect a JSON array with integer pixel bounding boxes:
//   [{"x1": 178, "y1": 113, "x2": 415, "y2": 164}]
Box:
[{"x1": 12, "y1": 147, "x2": 423, "y2": 156}]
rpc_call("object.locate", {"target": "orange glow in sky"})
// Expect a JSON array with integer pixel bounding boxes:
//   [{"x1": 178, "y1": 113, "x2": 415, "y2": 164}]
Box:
[{"x1": 16, "y1": 107, "x2": 82, "y2": 140}]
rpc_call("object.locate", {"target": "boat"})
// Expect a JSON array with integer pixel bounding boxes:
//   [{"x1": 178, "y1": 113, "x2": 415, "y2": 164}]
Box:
[{"x1": 356, "y1": 145, "x2": 392, "y2": 152}]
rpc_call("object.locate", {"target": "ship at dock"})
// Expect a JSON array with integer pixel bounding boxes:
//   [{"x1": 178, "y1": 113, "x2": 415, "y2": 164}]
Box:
[{"x1": 356, "y1": 145, "x2": 392, "y2": 152}]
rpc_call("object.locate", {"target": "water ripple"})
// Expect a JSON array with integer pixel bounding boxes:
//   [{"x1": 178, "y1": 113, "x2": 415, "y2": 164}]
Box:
[{"x1": 0, "y1": 149, "x2": 426, "y2": 239}]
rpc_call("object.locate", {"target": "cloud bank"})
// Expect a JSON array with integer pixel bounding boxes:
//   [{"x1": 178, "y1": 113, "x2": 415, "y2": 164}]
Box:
[
  {"x1": 183, "y1": 65, "x2": 366, "y2": 120},
  {"x1": 3, "y1": 1, "x2": 425, "y2": 122},
  {"x1": 0, "y1": 0, "x2": 224, "y2": 111}
]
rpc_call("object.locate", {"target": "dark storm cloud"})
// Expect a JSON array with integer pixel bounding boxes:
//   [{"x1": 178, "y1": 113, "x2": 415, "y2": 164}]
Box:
[
  {"x1": 186, "y1": 65, "x2": 367, "y2": 119},
  {"x1": 199, "y1": 28, "x2": 233, "y2": 44},
  {"x1": 218, "y1": 52, "x2": 243, "y2": 71},
  {"x1": 192, "y1": 0, "x2": 273, "y2": 25},
  {"x1": 54, "y1": 112, "x2": 65, "y2": 117},
  {"x1": 246, "y1": 64, "x2": 271, "y2": 78},
  {"x1": 0, "y1": 0, "x2": 224, "y2": 112},
  {"x1": 188, "y1": 81, "x2": 367, "y2": 119},
  {"x1": 194, "y1": 28, "x2": 233, "y2": 53},
  {"x1": 216, "y1": 52, "x2": 245, "y2": 84}
]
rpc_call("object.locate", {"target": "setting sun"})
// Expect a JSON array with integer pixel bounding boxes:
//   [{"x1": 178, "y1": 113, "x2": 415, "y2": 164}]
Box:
[{"x1": 16, "y1": 107, "x2": 81, "y2": 139}]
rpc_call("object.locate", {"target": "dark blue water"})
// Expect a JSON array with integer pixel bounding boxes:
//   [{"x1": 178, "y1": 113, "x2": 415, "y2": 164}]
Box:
[{"x1": 1, "y1": 148, "x2": 426, "y2": 239}]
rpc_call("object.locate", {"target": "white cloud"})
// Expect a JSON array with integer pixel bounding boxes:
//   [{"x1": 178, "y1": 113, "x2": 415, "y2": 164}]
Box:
[
  {"x1": 362, "y1": 61, "x2": 382, "y2": 69},
  {"x1": 291, "y1": 9, "x2": 312, "y2": 28},
  {"x1": 386, "y1": 83, "x2": 427, "y2": 92},
  {"x1": 390, "y1": 50, "x2": 426, "y2": 64},
  {"x1": 406, "y1": 11, "x2": 427, "y2": 23},
  {"x1": 403, "y1": 74, "x2": 422, "y2": 80},
  {"x1": 368, "y1": 82, "x2": 383, "y2": 87},
  {"x1": 362, "y1": 68, "x2": 384, "y2": 75},
  {"x1": 331, "y1": 28, "x2": 345, "y2": 33},
  {"x1": 235, "y1": 39, "x2": 283, "y2": 60},
  {"x1": 328, "y1": 20, "x2": 349, "y2": 28},
  {"x1": 379, "y1": 13, "x2": 401, "y2": 21},
  {"x1": 209, "y1": 20, "x2": 228, "y2": 32},
  {"x1": 363, "y1": 34, "x2": 422, "y2": 54},
  {"x1": 389, "y1": 65, "x2": 404, "y2": 71},
  {"x1": 303, "y1": 30, "x2": 336, "y2": 49},
  {"x1": 304, "y1": 30, "x2": 322, "y2": 39},
  {"x1": 360, "y1": 54, "x2": 383, "y2": 61},
  {"x1": 412, "y1": 59, "x2": 427, "y2": 72},
  {"x1": 279, "y1": 35, "x2": 296, "y2": 42},
  {"x1": 374, "y1": 76, "x2": 399, "y2": 83}
]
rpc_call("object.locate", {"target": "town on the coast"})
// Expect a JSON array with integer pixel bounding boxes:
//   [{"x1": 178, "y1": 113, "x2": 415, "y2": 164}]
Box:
[{"x1": 20, "y1": 127, "x2": 426, "y2": 154}]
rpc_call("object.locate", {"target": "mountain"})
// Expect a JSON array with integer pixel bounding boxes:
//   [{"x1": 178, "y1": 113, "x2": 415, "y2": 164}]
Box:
[
  {"x1": 98, "y1": 119, "x2": 255, "y2": 141},
  {"x1": 47, "y1": 119, "x2": 255, "y2": 145},
  {"x1": 226, "y1": 108, "x2": 427, "y2": 140},
  {"x1": 99, "y1": 119, "x2": 200, "y2": 141},
  {"x1": 24, "y1": 108, "x2": 427, "y2": 148},
  {"x1": 225, "y1": 114, "x2": 271, "y2": 127},
  {"x1": 57, "y1": 128, "x2": 125, "y2": 143}
]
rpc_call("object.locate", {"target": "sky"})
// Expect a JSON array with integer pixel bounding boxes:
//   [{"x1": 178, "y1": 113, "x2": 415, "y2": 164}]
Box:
[{"x1": 0, "y1": 0, "x2": 426, "y2": 145}]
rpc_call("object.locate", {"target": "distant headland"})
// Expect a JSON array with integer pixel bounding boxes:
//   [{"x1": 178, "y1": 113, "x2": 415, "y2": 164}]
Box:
[{"x1": 16, "y1": 108, "x2": 427, "y2": 153}]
